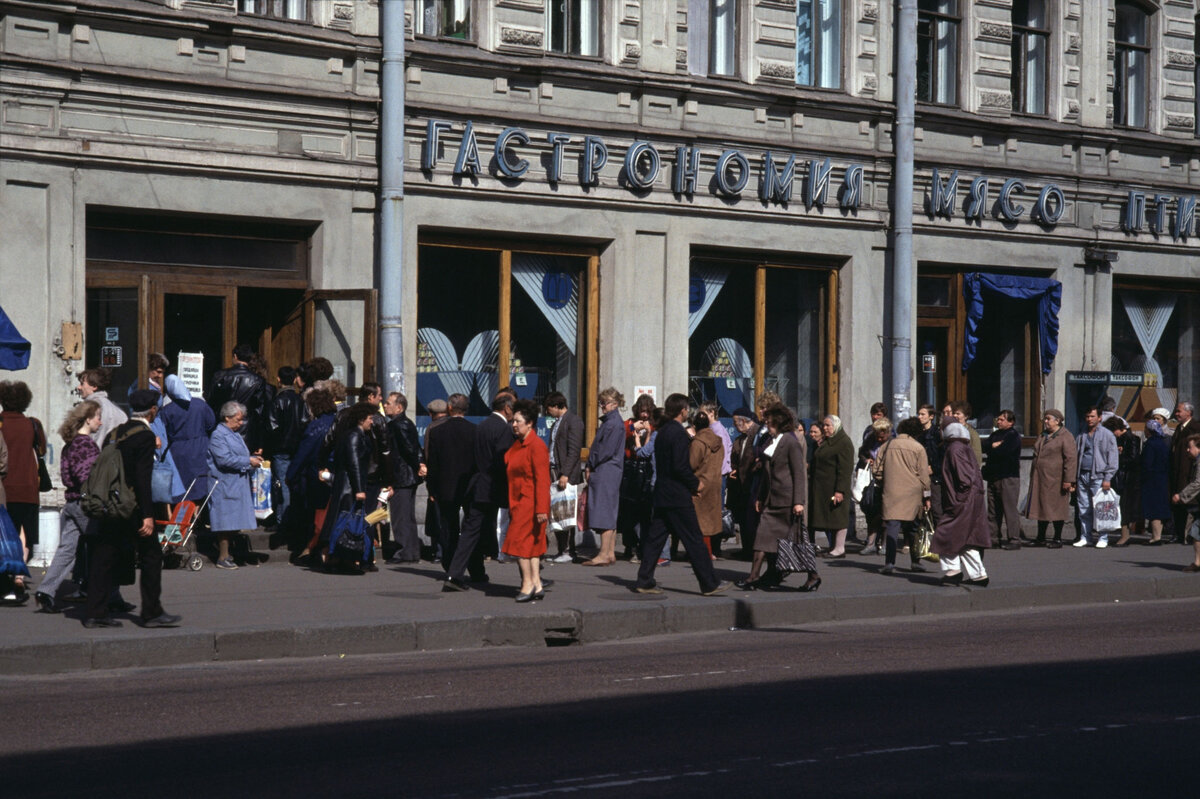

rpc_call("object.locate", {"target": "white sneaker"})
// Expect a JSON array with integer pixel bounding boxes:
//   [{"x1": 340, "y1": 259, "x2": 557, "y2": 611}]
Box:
[
  {"x1": 550, "y1": 552, "x2": 573, "y2": 563},
  {"x1": 1072, "y1": 538, "x2": 1089, "y2": 548},
  {"x1": 1095, "y1": 538, "x2": 1108, "y2": 549}
]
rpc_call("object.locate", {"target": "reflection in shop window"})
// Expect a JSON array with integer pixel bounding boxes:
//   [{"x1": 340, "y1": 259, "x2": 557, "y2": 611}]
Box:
[
  {"x1": 688, "y1": 260, "x2": 828, "y2": 418},
  {"x1": 1112, "y1": 288, "x2": 1200, "y2": 415},
  {"x1": 313, "y1": 299, "x2": 365, "y2": 389},
  {"x1": 416, "y1": 245, "x2": 587, "y2": 419},
  {"x1": 416, "y1": 0, "x2": 472, "y2": 39}
]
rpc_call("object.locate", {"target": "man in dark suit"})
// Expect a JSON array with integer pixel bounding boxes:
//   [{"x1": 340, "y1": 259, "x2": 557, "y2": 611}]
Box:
[
  {"x1": 1169, "y1": 401, "x2": 1195, "y2": 543},
  {"x1": 384, "y1": 391, "x2": 423, "y2": 563},
  {"x1": 84, "y1": 390, "x2": 181, "y2": 629},
  {"x1": 424, "y1": 393, "x2": 476, "y2": 575},
  {"x1": 207, "y1": 344, "x2": 272, "y2": 454},
  {"x1": 545, "y1": 391, "x2": 583, "y2": 562},
  {"x1": 634, "y1": 393, "x2": 731, "y2": 596},
  {"x1": 444, "y1": 392, "x2": 516, "y2": 591}
]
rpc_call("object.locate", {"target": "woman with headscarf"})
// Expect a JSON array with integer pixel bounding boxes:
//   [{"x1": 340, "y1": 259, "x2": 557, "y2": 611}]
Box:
[
  {"x1": 934, "y1": 421, "x2": 991, "y2": 586},
  {"x1": 1104, "y1": 415, "x2": 1141, "y2": 547},
  {"x1": 811, "y1": 414, "x2": 855, "y2": 558},
  {"x1": 857, "y1": 418, "x2": 894, "y2": 555},
  {"x1": 1141, "y1": 417, "x2": 1171, "y2": 545},
  {"x1": 688, "y1": 409, "x2": 724, "y2": 559},
  {"x1": 1025, "y1": 409, "x2": 1077, "y2": 548}
]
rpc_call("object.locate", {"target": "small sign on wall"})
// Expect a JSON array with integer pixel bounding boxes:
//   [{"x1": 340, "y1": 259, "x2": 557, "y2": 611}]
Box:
[
  {"x1": 178, "y1": 351, "x2": 204, "y2": 396},
  {"x1": 634, "y1": 386, "x2": 656, "y2": 403},
  {"x1": 100, "y1": 346, "x2": 122, "y2": 367},
  {"x1": 104, "y1": 327, "x2": 119, "y2": 343}
]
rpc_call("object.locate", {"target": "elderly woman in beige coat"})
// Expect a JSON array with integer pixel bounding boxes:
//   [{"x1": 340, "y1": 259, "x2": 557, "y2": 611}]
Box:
[
  {"x1": 872, "y1": 416, "x2": 931, "y2": 574},
  {"x1": 1026, "y1": 408, "x2": 1077, "y2": 549},
  {"x1": 688, "y1": 409, "x2": 725, "y2": 559}
]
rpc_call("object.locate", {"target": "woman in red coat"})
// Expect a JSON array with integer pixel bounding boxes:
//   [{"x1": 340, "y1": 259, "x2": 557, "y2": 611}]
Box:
[{"x1": 503, "y1": 399, "x2": 551, "y2": 602}]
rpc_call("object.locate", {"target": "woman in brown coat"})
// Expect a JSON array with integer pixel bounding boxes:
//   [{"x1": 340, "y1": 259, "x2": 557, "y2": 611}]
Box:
[
  {"x1": 933, "y1": 422, "x2": 991, "y2": 586},
  {"x1": 688, "y1": 410, "x2": 724, "y2": 558},
  {"x1": 1025, "y1": 408, "x2": 1077, "y2": 548},
  {"x1": 872, "y1": 416, "x2": 931, "y2": 574},
  {"x1": 738, "y1": 405, "x2": 819, "y2": 591}
]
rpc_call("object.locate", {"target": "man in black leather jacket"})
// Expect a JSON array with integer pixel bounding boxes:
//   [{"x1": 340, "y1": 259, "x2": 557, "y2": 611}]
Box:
[
  {"x1": 207, "y1": 344, "x2": 272, "y2": 454},
  {"x1": 384, "y1": 392, "x2": 423, "y2": 563},
  {"x1": 267, "y1": 366, "x2": 307, "y2": 534}
]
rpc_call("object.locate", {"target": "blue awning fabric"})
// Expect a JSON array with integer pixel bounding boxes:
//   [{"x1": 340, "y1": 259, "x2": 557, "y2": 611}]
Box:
[
  {"x1": 962, "y1": 272, "x2": 1061, "y2": 374},
  {"x1": 0, "y1": 305, "x2": 30, "y2": 371}
]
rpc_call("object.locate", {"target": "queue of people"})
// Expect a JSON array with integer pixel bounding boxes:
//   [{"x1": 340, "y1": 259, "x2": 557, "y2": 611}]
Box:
[{"x1": 9, "y1": 341, "x2": 1200, "y2": 624}]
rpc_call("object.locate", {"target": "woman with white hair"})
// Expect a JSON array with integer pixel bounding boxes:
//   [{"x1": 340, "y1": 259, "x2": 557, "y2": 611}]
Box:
[
  {"x1": 933, "y1": 421, "x2": 991, "y2": 586},
  {"x1": 207, "y1": 401, "x2": 262, "y2": 570},
  {"x1": 811, "y1": 415, "x2": 855, "y2": 557}
]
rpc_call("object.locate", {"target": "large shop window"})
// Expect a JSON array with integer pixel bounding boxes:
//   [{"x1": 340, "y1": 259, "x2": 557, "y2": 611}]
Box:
[
  {"x1": 917, "y1": 0, "x2": 959, "y2": 105},
  {"x1": 416, "y1": 241, "x2": 598, "y2": 430},
  {"x1": 796, "y1": 0, "x2": 841, "y2": 89},
  {"x1": 917, "y1": 270, "x2": 1059, "y2": 434},
  {"x1": 687, "y1": 259, "x2": 837, "y2": 419},
  {"x1": 1112, "y1": 285, "x2": 1200, "y2": 419},
  {"x1": 1011, "y1": 0, "x2": 1048, "y2": 115},
  {"x1": 548, "y1": 0, "x2": 600, "y2": 57},
  {"x1": 1114, "y1": 1, "x2": 1150, "y2": 129}
]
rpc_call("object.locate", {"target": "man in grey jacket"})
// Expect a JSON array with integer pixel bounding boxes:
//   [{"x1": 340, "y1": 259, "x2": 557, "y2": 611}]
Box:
[{"x1": 1074, "y1": 406, "x2": 1120, "y2": 548}]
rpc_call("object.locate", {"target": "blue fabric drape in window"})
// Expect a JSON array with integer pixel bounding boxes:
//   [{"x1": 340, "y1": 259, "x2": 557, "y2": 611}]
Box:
[
  {"x1": 0, "y1": 304, "x2": 30, "y2": 371},
  {"x1": 961, "y1": 272, "x2": 1061, "y2": 374}
]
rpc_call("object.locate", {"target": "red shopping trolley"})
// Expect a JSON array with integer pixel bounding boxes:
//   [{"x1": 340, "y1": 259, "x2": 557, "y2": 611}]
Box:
[{"x1": 157, "y1": 479, "x2": 215, "y2": 572}]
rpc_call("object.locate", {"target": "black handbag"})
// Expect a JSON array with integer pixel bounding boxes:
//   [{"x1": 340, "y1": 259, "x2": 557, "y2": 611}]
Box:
[
  {"x1": 620, "y1": 457, "x2": 654, "y2": 502},
  {"x1": 32, "y1": 419, "x2": 51, "y2": 492},
  {"x1": 776, "y1": 513, "x2": 817, "y2": 574}
]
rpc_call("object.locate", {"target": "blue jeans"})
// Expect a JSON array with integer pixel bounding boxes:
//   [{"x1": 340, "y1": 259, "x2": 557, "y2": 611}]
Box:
[
  {"x1": 271, "y1": 455, "x2": 292, "y2": 529},
  {"x1": 1075, "y1": 475, "x2": 1106, "y2": 544}
]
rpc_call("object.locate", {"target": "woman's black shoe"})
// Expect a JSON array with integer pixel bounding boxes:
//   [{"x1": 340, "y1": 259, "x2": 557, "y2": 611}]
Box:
[
  {"x1": 799, "y1": 577, "x2": 822, "y2": 593},
  {"x1": 735, "y1": 579, "x2": 759, "y2": 591},
  {"x1": 35, "y1": 592, "x2": 62, "y2": 614}
]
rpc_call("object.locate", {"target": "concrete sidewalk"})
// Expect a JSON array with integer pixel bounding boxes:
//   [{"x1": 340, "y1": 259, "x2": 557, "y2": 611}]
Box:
[{"x1": 2, "y1": 542, "x2": 1199, "y2": 675}]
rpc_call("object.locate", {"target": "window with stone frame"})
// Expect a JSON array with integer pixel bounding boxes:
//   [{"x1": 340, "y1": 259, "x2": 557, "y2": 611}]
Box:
[
  {"x1": 1194, "y1": 15, "x2": 1199, "y2": 137},
  {"x1": 547, "y1": 0, "x2": 600, "y2": 57},
  {"x1": 238, "y1": 0, "x2": 309, "y2": 21},
  {"x1": 415, "y1": 0, "x2": 472, "y2": 40},
  {"x1": 1011, "y1": 0, "x2": 1049, "y2": 115},
  {"x1": 795, "y1": 0, "x2": 841, "y2": 89},
  {"x1": 1114, "y1": 1, "x2": 1151, "y2": 129},
  {"x1": 916, "y1": 0, "x2": 959, "y2": 105},
  {"x1": 709, "y1": 0, "x2": 737, "y2": 76}
]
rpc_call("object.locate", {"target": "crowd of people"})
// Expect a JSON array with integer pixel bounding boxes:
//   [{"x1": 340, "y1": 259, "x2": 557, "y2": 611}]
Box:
[{"x1": 5, "y1": 346, "x2": 1200, "y2": 624}]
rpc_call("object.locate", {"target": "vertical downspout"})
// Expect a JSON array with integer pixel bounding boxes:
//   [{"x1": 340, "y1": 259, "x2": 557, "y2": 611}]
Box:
[
  {"x1": 379, "y1": 0, "x2": 406, "y2": 393},
  {"x1": 891, "y1": 0, "x2": 917, "y2": 421}
]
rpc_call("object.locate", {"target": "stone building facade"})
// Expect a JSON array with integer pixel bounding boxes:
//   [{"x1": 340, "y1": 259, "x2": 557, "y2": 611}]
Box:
[{"x1": 4, "y1": 0, "x2": 1200, "y2": 497}]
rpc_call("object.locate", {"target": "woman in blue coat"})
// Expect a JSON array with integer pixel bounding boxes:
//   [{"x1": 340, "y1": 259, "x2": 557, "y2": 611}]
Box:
[
  {"x1": 1141, "y1": 419, "x2": 1171, "y2": 544},
  {"x1": 581, "y1": 387, "x2": 626, "y2": 566},
  {"x1": 208, "y1": 401, "x2": 261, "y2": 569}
]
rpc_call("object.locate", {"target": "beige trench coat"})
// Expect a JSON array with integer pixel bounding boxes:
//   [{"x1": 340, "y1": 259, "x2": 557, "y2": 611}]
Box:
[
  {"x1": 872, "y1": 434, "x2": 930, "y2": 522},
  {"x1": 1027, "y1": 428, "x2": 1077, "y2": 521}
]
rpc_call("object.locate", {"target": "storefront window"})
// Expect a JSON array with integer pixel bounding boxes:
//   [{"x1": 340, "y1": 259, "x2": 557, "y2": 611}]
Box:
[
  {"x1": 1112, "y1": 286, "x2": 1200, "y2": 417},
  {"x1": 687, "y1": 258, "x2": 832, "y2": 418},
  {"x1": 416, "y1": 242, "x2": 596, "y2": 425}
]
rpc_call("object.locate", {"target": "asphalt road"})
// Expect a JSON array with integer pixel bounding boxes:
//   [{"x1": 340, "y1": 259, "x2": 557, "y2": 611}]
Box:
[{"x1": 3, "y1": 598, "x2": 1198, "y2": 798}]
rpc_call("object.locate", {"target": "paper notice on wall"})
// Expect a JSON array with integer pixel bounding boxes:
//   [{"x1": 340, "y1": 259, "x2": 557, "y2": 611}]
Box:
[
  {"x1": 634, "y1": 386, "x2": 656, "y2": 403},
  {"x1": 178, "y1": 351, "x2": 204, "y2": 396}
]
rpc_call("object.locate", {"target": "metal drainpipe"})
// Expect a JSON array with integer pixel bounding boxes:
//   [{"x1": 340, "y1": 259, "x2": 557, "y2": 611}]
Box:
[
  {"x1": 378, "y1": 0, "x2": 406, "y2": 394},
  {"x1": 891, "y1": 0, "x2": 917, "y2": 422}
]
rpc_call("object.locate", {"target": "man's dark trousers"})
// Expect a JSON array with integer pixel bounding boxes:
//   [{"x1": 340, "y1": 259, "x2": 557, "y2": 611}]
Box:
[
  {"x1": 636, "y1": 505, "x2": 719, "y2": 592},
  {"x1": 449, "y1": 501, "x2": 494, "y2": 582},
  {"x1": 85, "y1": 525, "x2": 164, "y2": 621}
]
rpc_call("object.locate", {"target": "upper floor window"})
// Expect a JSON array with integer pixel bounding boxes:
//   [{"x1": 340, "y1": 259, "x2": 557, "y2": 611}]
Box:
[
  {"x1": 710, "y1": 0, "x2": 737, "y2": 76},
  {"x1": 917, "y1": 0, "x2": 959, "y2": 104},
  {"x1": 238, "y1": 0, "x2": 308, "y2": 21},
  {"x1": 1195, "y1": 16, "x2": 1200, "y2": 137},
  {"x1": 416, "y1": 0, "x2": 471, "y2": 40},
  {"x1": 547, "y1": 0, "x2": 599, "y2": 57},
  {"x1": 796, "y1": 0, "x2": 841, "y2": 89},
  {"x1": 1011, "y1": 0, "x2": 1048, "y2": 115},
  {"x1": 1114, "y1": 1, "x2": 1150, "y2": 128}
]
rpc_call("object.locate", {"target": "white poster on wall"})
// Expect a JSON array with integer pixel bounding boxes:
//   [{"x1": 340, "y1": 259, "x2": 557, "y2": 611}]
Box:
[{"x1": 178, "y1": 351, "x2": 204, "y2": 396}]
